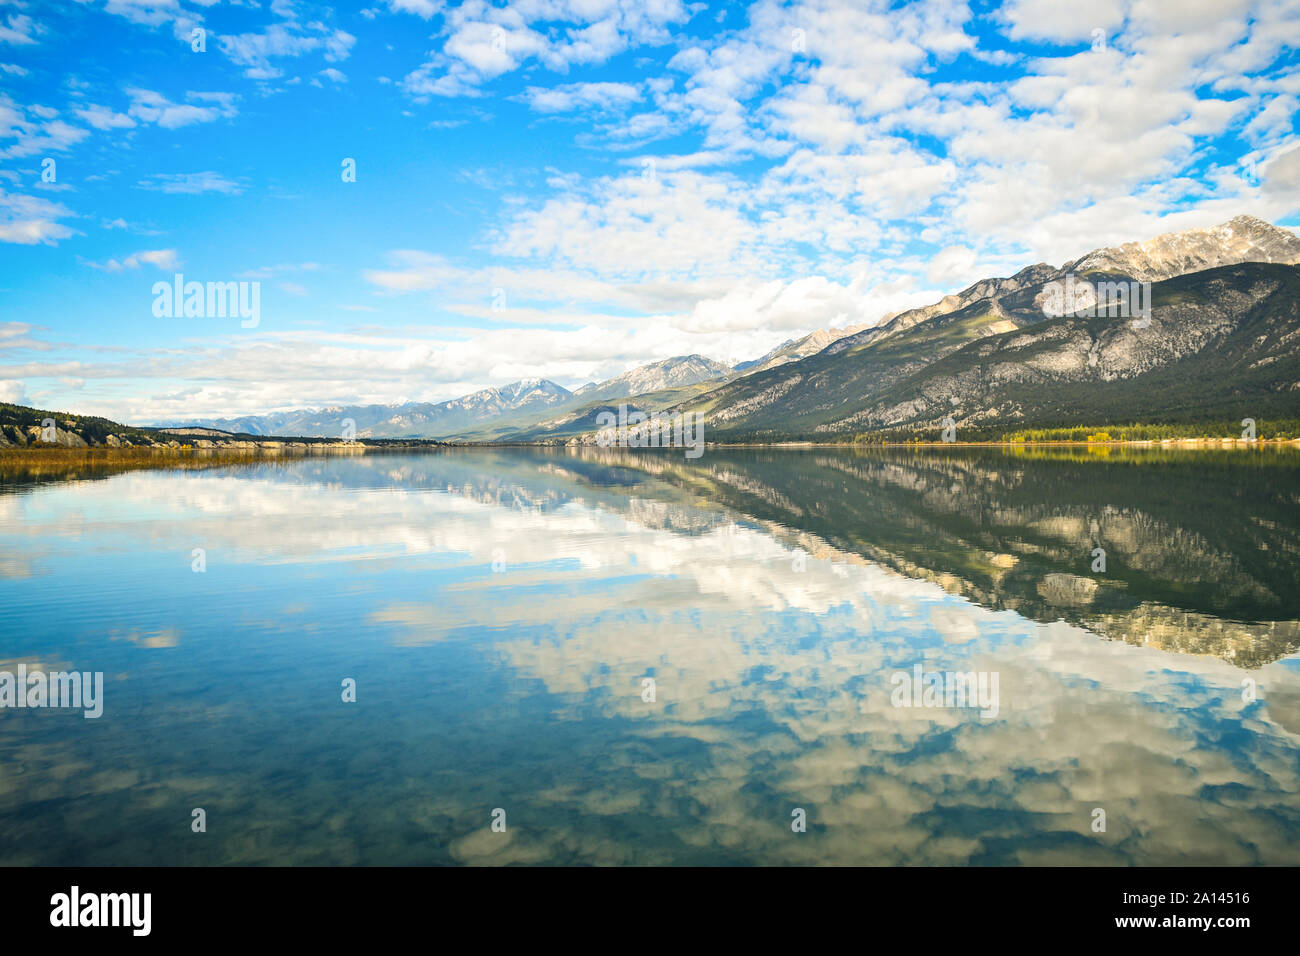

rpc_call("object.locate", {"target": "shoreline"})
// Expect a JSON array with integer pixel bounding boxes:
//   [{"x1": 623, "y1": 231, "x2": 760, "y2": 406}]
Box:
[
  {"x1": 466, "y1": 437, "x2": 1300, "y2": 448},
  {"x1": 3, "y1": 436, "x2": 1298, "y2": 461}
]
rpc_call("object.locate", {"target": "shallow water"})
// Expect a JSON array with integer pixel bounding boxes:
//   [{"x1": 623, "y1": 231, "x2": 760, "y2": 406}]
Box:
[{"x1": 1, "y1": 446, "x2": 1298, "y2": 865}]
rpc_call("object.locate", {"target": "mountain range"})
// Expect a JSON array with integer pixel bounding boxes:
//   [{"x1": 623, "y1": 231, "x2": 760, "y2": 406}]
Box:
[
  {"x1": 183, "y1": 378, "x2": 573, "y2": 439},
  {"x1": 171, "y1": 354, "x2": 745, "y2": 439},
  {"x1": 34, "y1": 214, "x2": 1300, "y2": 445},
  {"x1": 165, "y1": 321, "x2": 880, "y2": 440}
]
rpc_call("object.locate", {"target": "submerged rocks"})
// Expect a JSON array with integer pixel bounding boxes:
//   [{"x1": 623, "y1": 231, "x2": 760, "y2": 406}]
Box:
[{"x1": 1037, "y1": 573, "x2": 1100, "y2": 607}]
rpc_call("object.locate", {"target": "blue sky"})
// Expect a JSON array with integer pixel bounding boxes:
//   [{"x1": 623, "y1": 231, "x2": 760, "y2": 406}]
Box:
[{"x1": 0, "y1": 0, "x2": 1297, "y2": 422}]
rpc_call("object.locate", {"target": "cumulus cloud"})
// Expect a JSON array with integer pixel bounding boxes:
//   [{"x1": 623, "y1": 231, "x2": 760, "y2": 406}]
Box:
[
  {"x1": 0, "y1": 190, "x2": 74, "y2": 245},
  {"x1": 0, "y1": 379, "x2": 27, "y2": 403},
  {"x1": 399, "y1": 0, "x2": 689, "y2": 99},
  {"x1": 124, "y1": 88, "x2": 238, "y2": 128},
  {"x1": 519, "y1": 81, "x2": 642, "y2": 113},
  {"x1": 9, "y1": 0, "x2": 1300, "y2": 417},
  {"x1": 999, "y1": 0, "x2": 1127, "y2": 43}
]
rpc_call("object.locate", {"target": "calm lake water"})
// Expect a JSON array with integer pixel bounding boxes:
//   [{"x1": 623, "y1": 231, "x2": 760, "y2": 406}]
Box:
[{"x1": 2, "y1": 446, "x2": 1298, "y2": 865}]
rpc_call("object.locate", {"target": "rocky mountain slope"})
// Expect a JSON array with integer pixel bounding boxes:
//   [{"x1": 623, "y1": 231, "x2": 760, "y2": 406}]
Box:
[
  {"x1": 672, "y1": 217, "x2": 1300, "y2": 439},
  {"x1": 836, "y1": 262, "x2": 1300, "y2": 435}
]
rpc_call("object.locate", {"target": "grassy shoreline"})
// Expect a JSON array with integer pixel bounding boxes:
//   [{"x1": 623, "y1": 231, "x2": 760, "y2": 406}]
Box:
[
  {"x1": 6, "y1": 436, "x2": 1299, "y2": 462},
  {"x1": 3, "y1": 440, "x2": 1297, "y2": 484}
]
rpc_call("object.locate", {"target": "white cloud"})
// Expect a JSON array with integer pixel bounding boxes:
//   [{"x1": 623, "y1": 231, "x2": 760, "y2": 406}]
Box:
[
  {"x1": 75, "y1": 104, "x2": 138, "y2": 131},
  {"x1": 387, "y1": 0, "x2": 443, "y2": 17},
  {"x1": 0, "y1": 190, "x2": 74, "y2": 245},
  {"x1": 926, "y1": 245, "x2": 979, "y2": 286},
  {"x1": 9, "y1": 0, "x2": 1300, "y2": 415},
  {"x1": 999, "y1": 0, "x2": 1127, "y2": 43},
  {"x1": 219, "y1": 22, "x2": 356, "y2": 79},
  {"x1": 0, "y1": 379, "x2": 27, "y2": 404},
  {"x1": 103, "y1": 0, "x2": 184, "y2": 29},
  {"x1": 136, "y1": 171, "x2": 243, "y2": 195},
  {"x1": 520, "y1": 81, "x2": 642, "y2": 113},
  {"x1": 0, "y1": 96, "x2": 90, "y2": 159},
  {"x1": 495, "y1": 169, "x2": 760, "y2": 279},
  {"x1": 401, "y1": 0, "x2": 689, "y2": 99},
  {"x1": 125, "y1": 88, "x2": 238, "y2": 128},
  {"x1": 87, "y1": 249, "x2": 180, "y2": 272},
  {"x1": 0, "y1": 13, "x2": 40, "y2": 46}
]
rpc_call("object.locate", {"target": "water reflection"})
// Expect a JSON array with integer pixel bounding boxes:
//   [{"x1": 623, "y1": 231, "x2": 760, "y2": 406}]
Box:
[{"x1": 0, "y1": 446, "x2": 1297, "y2": 865}]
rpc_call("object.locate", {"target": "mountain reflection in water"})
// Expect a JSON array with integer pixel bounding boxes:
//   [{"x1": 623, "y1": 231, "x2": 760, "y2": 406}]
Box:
[{"x1": 1, "y1": 446, "x2": 1297, "y2": 865}]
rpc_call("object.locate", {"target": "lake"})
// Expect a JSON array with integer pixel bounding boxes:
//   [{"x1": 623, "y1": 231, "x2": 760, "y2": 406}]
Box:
[{"x1": 2, "y1": 445, "x2": 1298, "y2": 865}]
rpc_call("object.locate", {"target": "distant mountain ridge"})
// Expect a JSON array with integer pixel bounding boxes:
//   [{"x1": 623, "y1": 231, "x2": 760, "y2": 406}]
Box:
[
  {"x1": 362, "y1": 379, "x2": 571, "y2": 438},
  {"x1": 572, "y1": 354, "x2": 733, "y2": 403},
  {"x1": 173, "y1": 355, "x2": 741, "y2": 439},
  {"x1": 184, "y1": 402, "x2": 409, "y2": 438},
  {"x1": 179, "y1": 380, "x2": 573, "y2": 439}
]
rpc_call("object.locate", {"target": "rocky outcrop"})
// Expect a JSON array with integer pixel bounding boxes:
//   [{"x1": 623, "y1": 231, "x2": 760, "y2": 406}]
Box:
[{"x1": 24, "y1": 424, "x2": 88, "y2": 447}]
